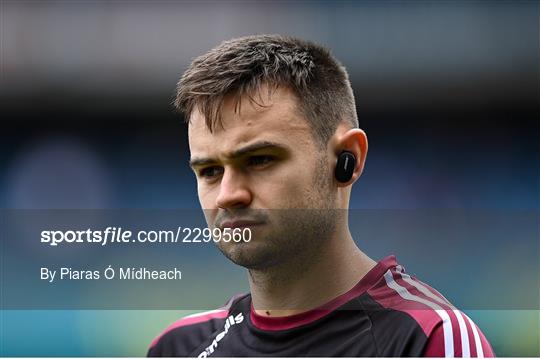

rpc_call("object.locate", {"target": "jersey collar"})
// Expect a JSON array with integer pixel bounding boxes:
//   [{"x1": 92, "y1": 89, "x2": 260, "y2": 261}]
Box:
[{"x1": 249, "y1": 255, "x2": 398, "y2": 331}]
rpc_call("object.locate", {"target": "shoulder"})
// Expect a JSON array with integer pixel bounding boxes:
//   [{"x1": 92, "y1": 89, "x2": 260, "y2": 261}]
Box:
[
  {"x1": 147, "y1": 294, "x2": 247, "y2": 357},
  {"x1": 363, "y1": 261, "x2": 495, "y2": 357},
  {"x1": 422, "y1": 311, "x2": 496, "y2": 357}
]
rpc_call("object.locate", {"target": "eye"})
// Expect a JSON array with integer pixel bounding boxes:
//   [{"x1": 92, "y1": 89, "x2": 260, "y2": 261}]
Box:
[
  {"x1": 198, "y1": 166, "x2": 224, "y2": 179},
  {"x1": 248, "y1": 155, "x2": 275, "y2": 167}
]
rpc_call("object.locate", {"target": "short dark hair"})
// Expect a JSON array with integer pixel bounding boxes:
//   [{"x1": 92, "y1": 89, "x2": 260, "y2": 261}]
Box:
[{"x1": 174, "y1": 34, "x2": 358, "y2": 146}]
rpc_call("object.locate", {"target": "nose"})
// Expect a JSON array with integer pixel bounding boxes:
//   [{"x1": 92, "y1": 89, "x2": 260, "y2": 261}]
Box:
[{"x1": 215, "y1": 167, "x2": 252, "y2": 209}]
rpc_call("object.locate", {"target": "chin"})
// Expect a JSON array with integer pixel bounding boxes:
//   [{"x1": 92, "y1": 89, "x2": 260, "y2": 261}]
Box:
[{"x1": 219, "y1": 240, "x2": 279, "y2": 270}]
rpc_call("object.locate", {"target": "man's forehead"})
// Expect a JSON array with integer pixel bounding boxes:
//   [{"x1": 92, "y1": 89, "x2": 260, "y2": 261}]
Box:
[
  {"x1": 188, "y1": 87, "x2": 312, "y2": 151},
  {"x1": 190, "y1": 86, "x2": 302, "y2": 127}
]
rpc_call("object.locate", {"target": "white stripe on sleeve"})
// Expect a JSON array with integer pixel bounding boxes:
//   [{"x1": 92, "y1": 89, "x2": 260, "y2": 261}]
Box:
[
  {"x1": 396, "y1": 265, "x2": 471, "y2": 357},
  {"x1": 383, "y1": 269, "x2": 454, "y2": 357},
  {"x1": 464, "y1": 313, "x2": 484, "y2": 358}
]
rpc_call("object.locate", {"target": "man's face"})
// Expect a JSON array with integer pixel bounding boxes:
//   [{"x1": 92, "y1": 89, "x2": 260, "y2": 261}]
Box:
[{"x1": 188, "y1": 87, "x2": 337, "y2": 270}]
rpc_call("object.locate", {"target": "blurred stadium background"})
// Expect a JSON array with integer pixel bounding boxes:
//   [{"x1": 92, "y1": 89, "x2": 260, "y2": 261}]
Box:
[{"x1": 1, "y1": 0, "x2": 538, "y2": 356}]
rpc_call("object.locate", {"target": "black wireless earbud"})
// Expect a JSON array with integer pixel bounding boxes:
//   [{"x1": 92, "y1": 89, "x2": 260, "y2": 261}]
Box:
[{"x1": 335, "y1": 151, "x2": 356, "y2": 183}]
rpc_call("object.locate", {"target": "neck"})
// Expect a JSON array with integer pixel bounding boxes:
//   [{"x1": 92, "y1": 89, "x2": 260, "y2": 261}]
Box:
[{"x1": 248, "y1": 227, "x2": 376, "y2": 317}]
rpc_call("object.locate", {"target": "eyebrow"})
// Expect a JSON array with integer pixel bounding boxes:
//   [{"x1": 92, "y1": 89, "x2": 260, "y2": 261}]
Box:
[{"x1": 189, "y1": 141, "x2": 290, "y2": 168}]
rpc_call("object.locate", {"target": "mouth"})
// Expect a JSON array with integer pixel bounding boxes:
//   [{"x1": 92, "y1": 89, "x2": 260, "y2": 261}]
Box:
[{"x1": 219, "y1": 219, "x2": 265, "y2": 230}]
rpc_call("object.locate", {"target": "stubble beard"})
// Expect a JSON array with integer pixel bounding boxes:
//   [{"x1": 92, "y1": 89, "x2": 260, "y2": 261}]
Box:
[{"x1": 214, "y1": 154, "x2": 339, "y2": 274}]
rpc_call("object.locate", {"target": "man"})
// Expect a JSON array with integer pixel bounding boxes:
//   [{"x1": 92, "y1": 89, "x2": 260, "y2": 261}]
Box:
[{"x1": 148, "y1": 35, "x2": 494, "y2": 357}]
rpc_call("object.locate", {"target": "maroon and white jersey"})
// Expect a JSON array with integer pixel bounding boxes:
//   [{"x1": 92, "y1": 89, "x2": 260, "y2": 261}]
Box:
[{"x1": 148, "y1": 255, "x2": 495, "y2": 357}]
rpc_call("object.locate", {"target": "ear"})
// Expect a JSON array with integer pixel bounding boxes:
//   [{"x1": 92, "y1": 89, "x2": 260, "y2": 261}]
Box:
[{"x1": 333, "y1": 127, "x2": 368, "y2": 187}]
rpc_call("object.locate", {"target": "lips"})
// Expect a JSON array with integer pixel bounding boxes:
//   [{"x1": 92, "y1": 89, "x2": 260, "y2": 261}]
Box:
[{"x1": 219, "y1": 219, "x2": 265, "y2": 229}]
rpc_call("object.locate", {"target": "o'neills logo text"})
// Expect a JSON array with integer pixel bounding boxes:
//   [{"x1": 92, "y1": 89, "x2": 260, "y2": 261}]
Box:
[{"x1": 197, "y1": 313, "x2": 244, "y2": 358}]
